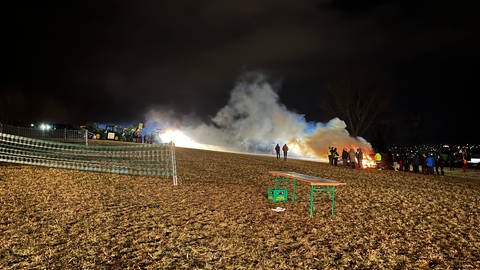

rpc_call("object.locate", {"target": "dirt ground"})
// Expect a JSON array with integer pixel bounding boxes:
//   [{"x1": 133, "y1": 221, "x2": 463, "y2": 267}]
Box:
[{"x1": 1, "y1": 147, "x2": 479, "y2": 269}]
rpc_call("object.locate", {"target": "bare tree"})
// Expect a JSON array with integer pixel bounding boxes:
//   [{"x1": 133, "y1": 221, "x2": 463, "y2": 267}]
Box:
[{"x1": 321, "y1": 69, "x2": 393, "y2": 144}]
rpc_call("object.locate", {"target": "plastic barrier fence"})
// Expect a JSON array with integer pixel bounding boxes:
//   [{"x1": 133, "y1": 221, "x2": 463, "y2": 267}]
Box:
[{"x1": 0, "y1": 132, "x2": 178, "y2": 185}]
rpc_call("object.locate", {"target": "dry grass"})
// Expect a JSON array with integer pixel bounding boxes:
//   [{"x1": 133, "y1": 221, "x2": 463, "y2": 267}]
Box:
[{"x1": 1, "y1": 147, "x2": 479, "y2": 269}]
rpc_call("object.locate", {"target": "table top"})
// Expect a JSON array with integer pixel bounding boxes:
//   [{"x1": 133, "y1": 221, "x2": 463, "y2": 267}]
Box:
[{"x1": 269, "y1": 171, "x2": 347, "y2": 186}]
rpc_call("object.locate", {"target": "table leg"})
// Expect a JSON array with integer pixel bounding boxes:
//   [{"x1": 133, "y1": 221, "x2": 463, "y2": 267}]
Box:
[
  {"x1": 310, "y1": 186, "x2": 337, "y2": 217},
  {"x1": 330, "y1": 187, "x2": 335, "y2": 216},
  {"x1": 310, "y1": 185, "x2": 315, "y2": 217},
  {"x1": 292, "y1": 179, "x2": 297, "y2": 202}
]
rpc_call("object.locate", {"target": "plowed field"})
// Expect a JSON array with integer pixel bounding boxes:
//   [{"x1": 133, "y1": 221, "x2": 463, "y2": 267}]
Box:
[{"x1": 1, "y1": 147, "x2": 479, "y2": 269}]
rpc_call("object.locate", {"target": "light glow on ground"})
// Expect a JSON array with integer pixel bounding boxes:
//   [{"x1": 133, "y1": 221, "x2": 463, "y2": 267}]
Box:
[{"x1": 159, "y1": 129, "x2": 202, "y2": 149}]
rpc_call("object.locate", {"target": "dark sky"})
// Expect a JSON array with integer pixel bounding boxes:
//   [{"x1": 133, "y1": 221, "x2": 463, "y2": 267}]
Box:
[{"x1": 1, "y1": 0, "x2": 478, "y2": 146}]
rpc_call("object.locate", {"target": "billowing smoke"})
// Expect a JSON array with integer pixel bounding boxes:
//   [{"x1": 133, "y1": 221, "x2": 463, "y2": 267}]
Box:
[{"x1": 145, "y1": 73, "x2": 373, "y2": 162}]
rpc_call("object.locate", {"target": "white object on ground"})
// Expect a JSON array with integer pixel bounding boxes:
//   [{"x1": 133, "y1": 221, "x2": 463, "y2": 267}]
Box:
[{"x1": 272, "y1": 206, "x2": 286, "y2": 212}]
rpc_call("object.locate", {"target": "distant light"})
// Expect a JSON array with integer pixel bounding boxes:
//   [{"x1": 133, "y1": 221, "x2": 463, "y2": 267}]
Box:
[
  {"x1": 30, "y1": 123, "x2": 34, "y2": 127},
  {"x1": 39, "y1": 123, "x2": 51, "y2": 130},
  {"x1": 468, "y1": 158, "x2": 480, "y2": 164}
]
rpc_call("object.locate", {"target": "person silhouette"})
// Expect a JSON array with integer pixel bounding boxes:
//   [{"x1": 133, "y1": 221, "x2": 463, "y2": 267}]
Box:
[
  {"x1": 275, "y1": 144, "x2": 281, "y2": 160},
  {"x1": 349, "y1": 148, "x2": 357, "y2": 169},
  {"x1": 282, "y1": 144, "x2": 289, "y2": 160},
  {"x1": 357, "y1": 148, "x2": 363, "y2": 169},
  {"x1": 341, "y1": 148, "x2": 349, "y2": 167},
  {"x1": 332, "y1": 147, "x2": 339, "y2": 166}
]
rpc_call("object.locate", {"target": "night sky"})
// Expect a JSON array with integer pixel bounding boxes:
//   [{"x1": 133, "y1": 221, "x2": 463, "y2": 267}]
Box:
[{"x1": 1, "y1": 0, "x2": 478, "y2": 147}]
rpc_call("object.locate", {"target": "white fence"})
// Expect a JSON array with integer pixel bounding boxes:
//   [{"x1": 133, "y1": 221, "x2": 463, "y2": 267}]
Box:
[{"x1": 0, "y1": 132, "x2": 178, "y2": 185}]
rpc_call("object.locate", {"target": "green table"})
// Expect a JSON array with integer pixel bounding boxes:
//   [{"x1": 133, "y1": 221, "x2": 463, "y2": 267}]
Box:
[{"x1": 269, "y1": 171, "x2": 346, "y2": 217}]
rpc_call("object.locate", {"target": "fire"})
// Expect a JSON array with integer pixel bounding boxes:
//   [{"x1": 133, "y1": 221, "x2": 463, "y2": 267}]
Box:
[
  {"x1": 355, "y1": 147, "x2": 377, "y2": 168},
  {"x1": 330, "y1": 145, "x2": 377, "y2": 169},
  {"x1": 362, "y1": 155, "x2": 377, "y2": 168}
]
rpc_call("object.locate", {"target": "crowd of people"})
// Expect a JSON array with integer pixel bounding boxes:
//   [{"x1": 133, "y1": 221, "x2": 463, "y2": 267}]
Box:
[
  {"x1": 388, "y1": 144, "x2": 478, "y2": 174},
  {"x1": 272, "y1": 142, "x2": 478, "y2": 174},
  {"x1": 329, "y1": 146, "x2": 369, "y2": 169}
]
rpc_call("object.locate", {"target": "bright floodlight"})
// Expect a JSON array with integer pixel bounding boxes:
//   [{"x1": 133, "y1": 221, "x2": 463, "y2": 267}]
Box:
[{"x1": 39, "y1": 123, "x2": 51, "y2": 130}]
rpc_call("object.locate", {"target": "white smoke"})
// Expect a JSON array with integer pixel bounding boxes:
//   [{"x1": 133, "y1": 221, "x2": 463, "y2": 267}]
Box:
[{"x1": 145, "y1": 73, "x2": 373, "y2": 161}]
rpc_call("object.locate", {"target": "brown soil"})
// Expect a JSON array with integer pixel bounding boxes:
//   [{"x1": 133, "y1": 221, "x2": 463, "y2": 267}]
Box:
[{"x1": 1, "y1": 147, "x2": 479, "y2": 269}]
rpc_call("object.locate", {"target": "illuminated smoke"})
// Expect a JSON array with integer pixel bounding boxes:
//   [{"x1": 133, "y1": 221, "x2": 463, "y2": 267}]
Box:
[{"x1": 145, "y1": 73, "x2": 373, "y2": 161}]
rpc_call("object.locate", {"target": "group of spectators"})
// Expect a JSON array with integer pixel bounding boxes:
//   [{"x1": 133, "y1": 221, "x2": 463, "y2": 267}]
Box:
[
  {"x1": 329, "y1": 147, "x2": 365, "y2": 169},
  {"x1": 274, "y1": 143, "x2": 478, "y2": 174},
  {"x1": 389, "y1": 144, "x2": 477, "y2": 175},
  {"x1": 392, "y1": 151, "x2": 448, "y2": 175}
]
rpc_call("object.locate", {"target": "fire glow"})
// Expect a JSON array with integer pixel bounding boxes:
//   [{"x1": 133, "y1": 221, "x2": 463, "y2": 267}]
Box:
[
  {"x1": 362, "y1": 155, "x2": 377, "y2": 168},
  {"x1": 158, "y1": 129, "x2": 228, "y2": 152}
]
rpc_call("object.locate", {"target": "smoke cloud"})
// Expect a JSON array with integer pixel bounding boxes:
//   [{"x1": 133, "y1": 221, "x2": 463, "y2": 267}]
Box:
[{"x1": 145, "y1": 73, "x2": 373, "y2": 161}]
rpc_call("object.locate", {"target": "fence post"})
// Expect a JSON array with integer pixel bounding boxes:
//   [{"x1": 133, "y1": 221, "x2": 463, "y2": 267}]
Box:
[
  {"x1": 171, "y1": 142, "x2": 178, "y2": 185},
  {"x1": 85, "y1": 129, "x2": 88, "y2": 146}
]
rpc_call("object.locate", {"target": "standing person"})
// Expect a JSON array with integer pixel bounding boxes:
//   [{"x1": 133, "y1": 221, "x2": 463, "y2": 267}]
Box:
[
  {"x1": 349, "y1": 148, "x2": 357, "y2": 169},
  {"x1": 412, "y1": 153, "x2": 420, "y2": 173},
  {"x1": 404, "y1": 154, "x2": 411, "y2": 172},
  {"x1": 421, "y1": 153, "x2": 427, "y2": 174},
  {"x1": 399, "y1": 156, "x2": 405, "y2": 172},
  {"x1": 448, "y1": 151, "x2": 455, "y2": 171},
  {"x1": 392, "y1": 153, "x2": 399, "y2": 171},
  {"x1": 425, "y1": 154, "x2": 435, "y2": 175},
  {"x1": 282, "y1": 144, "x2": 289, "y2": 161},
  {"x1": 461, "y1": 147, "x2": 469, "y2": 172},
  {"x1": 462, "y1": 148, "x2": 467, "y2": 172},
  {"x1": 328, "y1": 147, "x2": 333, "y2": 165},
  {"x1": 357, "y1": 148, "x2": 363, "y2": 169},
  {"x1": 438, "y1": 150, "x2": 448, "y2": 176},
  {"x1": 435, "y1": 154, "x2": 441, "y2": 175},
  {"x1": 341, "y1": 148, "x2": 349, "y2": 167},
  {"x1": 375, "y1": 152, "x2": 382, "y2": 170},
  {"x1": 275, "y1": 144, "x2": 281, "y2": 160},
  {"x1": 332, "y1": 147, "x2": 339, "y2": 166}
]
